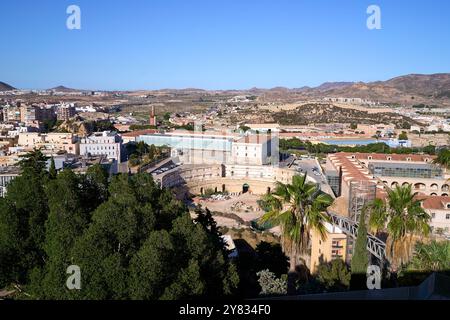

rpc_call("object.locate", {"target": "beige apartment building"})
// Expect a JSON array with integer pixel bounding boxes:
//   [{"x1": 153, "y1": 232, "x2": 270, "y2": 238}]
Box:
[
  {"x1": 17, "y1": 132, "x2": 79, "y2": 155},
  {"x1": 325, "y1": 152, "x2": 450, "y2": 236},
  {"x1": 310, "y1": 223, "x2": 348, "y2": 273}
]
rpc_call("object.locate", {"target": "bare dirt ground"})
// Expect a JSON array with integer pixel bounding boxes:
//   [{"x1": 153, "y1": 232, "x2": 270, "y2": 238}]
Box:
[
  {"x1": 196, "y1": 193, "x2": 281, "y2": 236},
  {"x1": 198, "y1": 193, "x2": 264, "y2": 222}
]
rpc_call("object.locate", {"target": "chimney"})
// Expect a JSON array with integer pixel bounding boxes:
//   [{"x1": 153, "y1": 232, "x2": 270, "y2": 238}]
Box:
[{"x1": 150, "y1": 106, "x2": 156, "y2": 126}]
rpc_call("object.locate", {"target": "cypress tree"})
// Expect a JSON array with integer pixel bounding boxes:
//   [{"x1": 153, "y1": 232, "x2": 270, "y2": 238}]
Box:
[
  {"x1": 49, "y1": 157, "x2": 57, "y2": 179},
  {"x1": 350, "y1": 209, "x2": 370, "y2": 290}
]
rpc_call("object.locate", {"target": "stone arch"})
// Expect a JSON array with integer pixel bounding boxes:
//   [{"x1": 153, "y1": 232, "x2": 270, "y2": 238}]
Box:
[{"x1": 414, "y1": 182, "x2": 426, "y2": 190}]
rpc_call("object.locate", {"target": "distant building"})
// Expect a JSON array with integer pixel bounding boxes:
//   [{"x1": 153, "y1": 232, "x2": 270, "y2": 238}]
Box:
[
  {"x1": 386, "y1": 139, "x2": 412, "y2": 148},
  {"x1": 79, "y1": 131, "x2": 122, "y2": 162},
  {"x1": 20, "y1": 105, "x2": 56, "y2": 123},
  {"x1": 56, "y1": 104, "x2": 76, "y2": 121},
  {"x1": 137, "y1": 130, "x2": 278, "y2": 166},
  {"x1": 17, "y1": 132, "x2": 79, "y2": 155},
  {"x1": 0, "y1": 166, "x2": 20, "y2": 197},
  {"x1": 2, "y1": 105, "x2": 21, "y2": 122}
]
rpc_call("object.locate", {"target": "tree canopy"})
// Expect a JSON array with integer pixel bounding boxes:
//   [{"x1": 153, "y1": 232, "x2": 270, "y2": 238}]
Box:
[{"x1": 0, "y1": 150, "x2": 238, "y2": 300}]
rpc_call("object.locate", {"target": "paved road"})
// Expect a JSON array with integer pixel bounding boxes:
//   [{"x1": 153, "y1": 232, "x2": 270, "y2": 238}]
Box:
[{"x1": 291, "y1": 158, "x2": 335, "y2": 197}]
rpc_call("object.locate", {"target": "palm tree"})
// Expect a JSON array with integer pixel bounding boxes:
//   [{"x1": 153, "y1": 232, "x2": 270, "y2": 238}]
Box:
[
  {"x1": 408, "y1": 241, "x2": 450, "y2": 272},
  {"x1": 365, "y1": 184, "x2": 431, "y2": 272},
  {"x1": 259, "y1": 174, "x2": 333, "y2": 292},
  {"x1": 433, "y1": 149, "x2": 450, "y2": 169}
]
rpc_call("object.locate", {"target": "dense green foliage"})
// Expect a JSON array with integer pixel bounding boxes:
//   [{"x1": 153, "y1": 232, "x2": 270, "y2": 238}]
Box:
[
  {"x1": 0, "y1": 150, "x2": 238, "y2": 300},
  {"x1": 315, "y1": 259, "x2": 351, "y2": 292},
  {"x1": 296, "y1": 259, "x2": 351, "y2": 294},
  {"x1": 256, "y1": 269, "x2": 287, "y2": 296},
  {"x1": 280, "y1": 138, "x2": 436, "y2": 155},
  {"x1": 407, "y1": 241, "x2": 450, "y2": 273},
  {"x1": 126, "y1": 141, "x2": 168, "y2": 167},
  {"x1": 129, "y1": 124, "x2": 157, "y2": 131}
]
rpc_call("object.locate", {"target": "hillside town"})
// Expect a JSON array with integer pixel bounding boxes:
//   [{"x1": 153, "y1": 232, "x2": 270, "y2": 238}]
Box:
[
  {"x1": 1, "y1": 87, "x2": 450, "y2": 291},
  {"x1": 1, "y1": 1, "x2": 450, "y2": 307}
]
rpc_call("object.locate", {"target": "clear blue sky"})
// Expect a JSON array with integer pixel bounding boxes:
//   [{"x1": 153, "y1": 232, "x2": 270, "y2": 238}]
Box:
[{"x1": 1, "y1": 0, "x2": 449, "y2": 90}]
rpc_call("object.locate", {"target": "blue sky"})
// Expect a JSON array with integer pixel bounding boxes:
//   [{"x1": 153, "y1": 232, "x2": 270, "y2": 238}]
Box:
[{"x1": 0, "y1": 0, "x2": 449, "y2": 90}]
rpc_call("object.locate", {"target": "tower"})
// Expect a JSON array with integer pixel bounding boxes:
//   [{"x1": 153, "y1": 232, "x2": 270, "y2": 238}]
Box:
[{"x1": 150, "y1": 106, "x2": 157, "y2": 126}]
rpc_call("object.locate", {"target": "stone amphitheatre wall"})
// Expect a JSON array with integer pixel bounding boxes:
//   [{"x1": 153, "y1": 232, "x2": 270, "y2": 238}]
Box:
[{"x1": 159, "y1": 163, "x2": 305, "y2": 196}]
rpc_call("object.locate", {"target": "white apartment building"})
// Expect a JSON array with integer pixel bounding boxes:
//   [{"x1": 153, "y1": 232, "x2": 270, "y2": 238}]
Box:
[
  {"x1": 420, "y1": 196, "x2": 450, "y2": 235},
  {"x1": 80, "y1": 131, "x2": 122, "y2": 162},
  {"x1": 137, "y1": 131, "x2": 278, "y2": 166},
  {"x1": 231, "y1": 135, "x2": 275, "y2": 166}
]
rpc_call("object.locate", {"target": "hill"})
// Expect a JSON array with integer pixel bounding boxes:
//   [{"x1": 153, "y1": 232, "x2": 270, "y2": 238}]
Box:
[
  {"x1": 0, "y1": 81, "x2": 16, "y2": 91},
  {"x1": 50, "y1": 85, "x2": 84, "y2": 92}
]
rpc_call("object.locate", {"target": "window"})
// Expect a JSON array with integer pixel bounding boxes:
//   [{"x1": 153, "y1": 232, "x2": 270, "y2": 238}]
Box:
[
  {"x1": 432, "y1": 212, "x2": 436, "y2": 219},
  {"x1": 387, "y1": 156, "x2": 392, "y2": 161},
  {"x1": 446, "y1": 214, "x2": 450, "y2": 220}
]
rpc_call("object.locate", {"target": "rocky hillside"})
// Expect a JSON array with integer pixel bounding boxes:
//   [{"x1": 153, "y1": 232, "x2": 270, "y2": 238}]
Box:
[
  {"x1": 250, "y1": 73, "x2": 450, "y2": 107},
  {"x1": 272, "y1": 103, "x2": 422, "y2": 127},
  {"x1": 0, "y1": 81, "x2": 15, "y2": 91}
]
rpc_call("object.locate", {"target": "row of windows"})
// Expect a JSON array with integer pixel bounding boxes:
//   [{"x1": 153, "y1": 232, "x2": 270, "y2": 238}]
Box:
[
  {"x1": 83, "y1": 140, "x2": 116, "y2": 144},
  {"x1": 84, "y1": 146, "x2": 117, "y2": 151},
  {"x1": 431, "y1": 212, "x2": 450, "y2": 219},
  {"x1": 353, "y1": 155, "x2": 431, "y2": 162},
  {"x1": 372, "y1": 166, "x2": 442, "y2": 179}
]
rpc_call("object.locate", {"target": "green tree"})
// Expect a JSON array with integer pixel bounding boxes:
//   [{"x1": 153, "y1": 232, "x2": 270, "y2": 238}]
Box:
[
  {"x1": 350, "y1": 209, "x2": 369, "y2": 290},
  {"x1": 434, "y1": 148, "x2": 450, "y2": 168},
  {"x1": 407, "y1": 240, "x2": 450, "y2": 272},
  {"x1": 315, "y1": 259, "x2": 351, "y2": 292},
  {"x1": 256, "y1": 269, "x2": 287, "y2": 296},
  {"x1": 0, "y1": 150, "x2": 49, "y2": 285},
  {"x1": 163, "y1": 112, "x2": 171, "y2": 121},
  {"x1": 30, "y1": 170, "x2": 92, "y2": 299},
  {"x1": 0, "y1": 166, "x2": 239, "y2": 300},
  {"x1": 259, "y1": 174, "x2": 333, "y2": 293},
  {"x1": 365, "y1": 185, "x2": 431, "y2": 272},
  {"x1": 399, "y1": 131, "x2": 409, "y2": 140},
  {"x1": 239, "y1": 125, "x2": 251, "y2": 133},
  {"x1": 49, "y1": 157, "x2": 57, "y2": 179}
]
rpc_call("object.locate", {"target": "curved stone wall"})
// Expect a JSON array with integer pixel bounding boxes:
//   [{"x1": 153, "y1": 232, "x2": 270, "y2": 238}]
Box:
[{"x1": 159, "y1": 163, "x2": 309, "y2": 195}]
